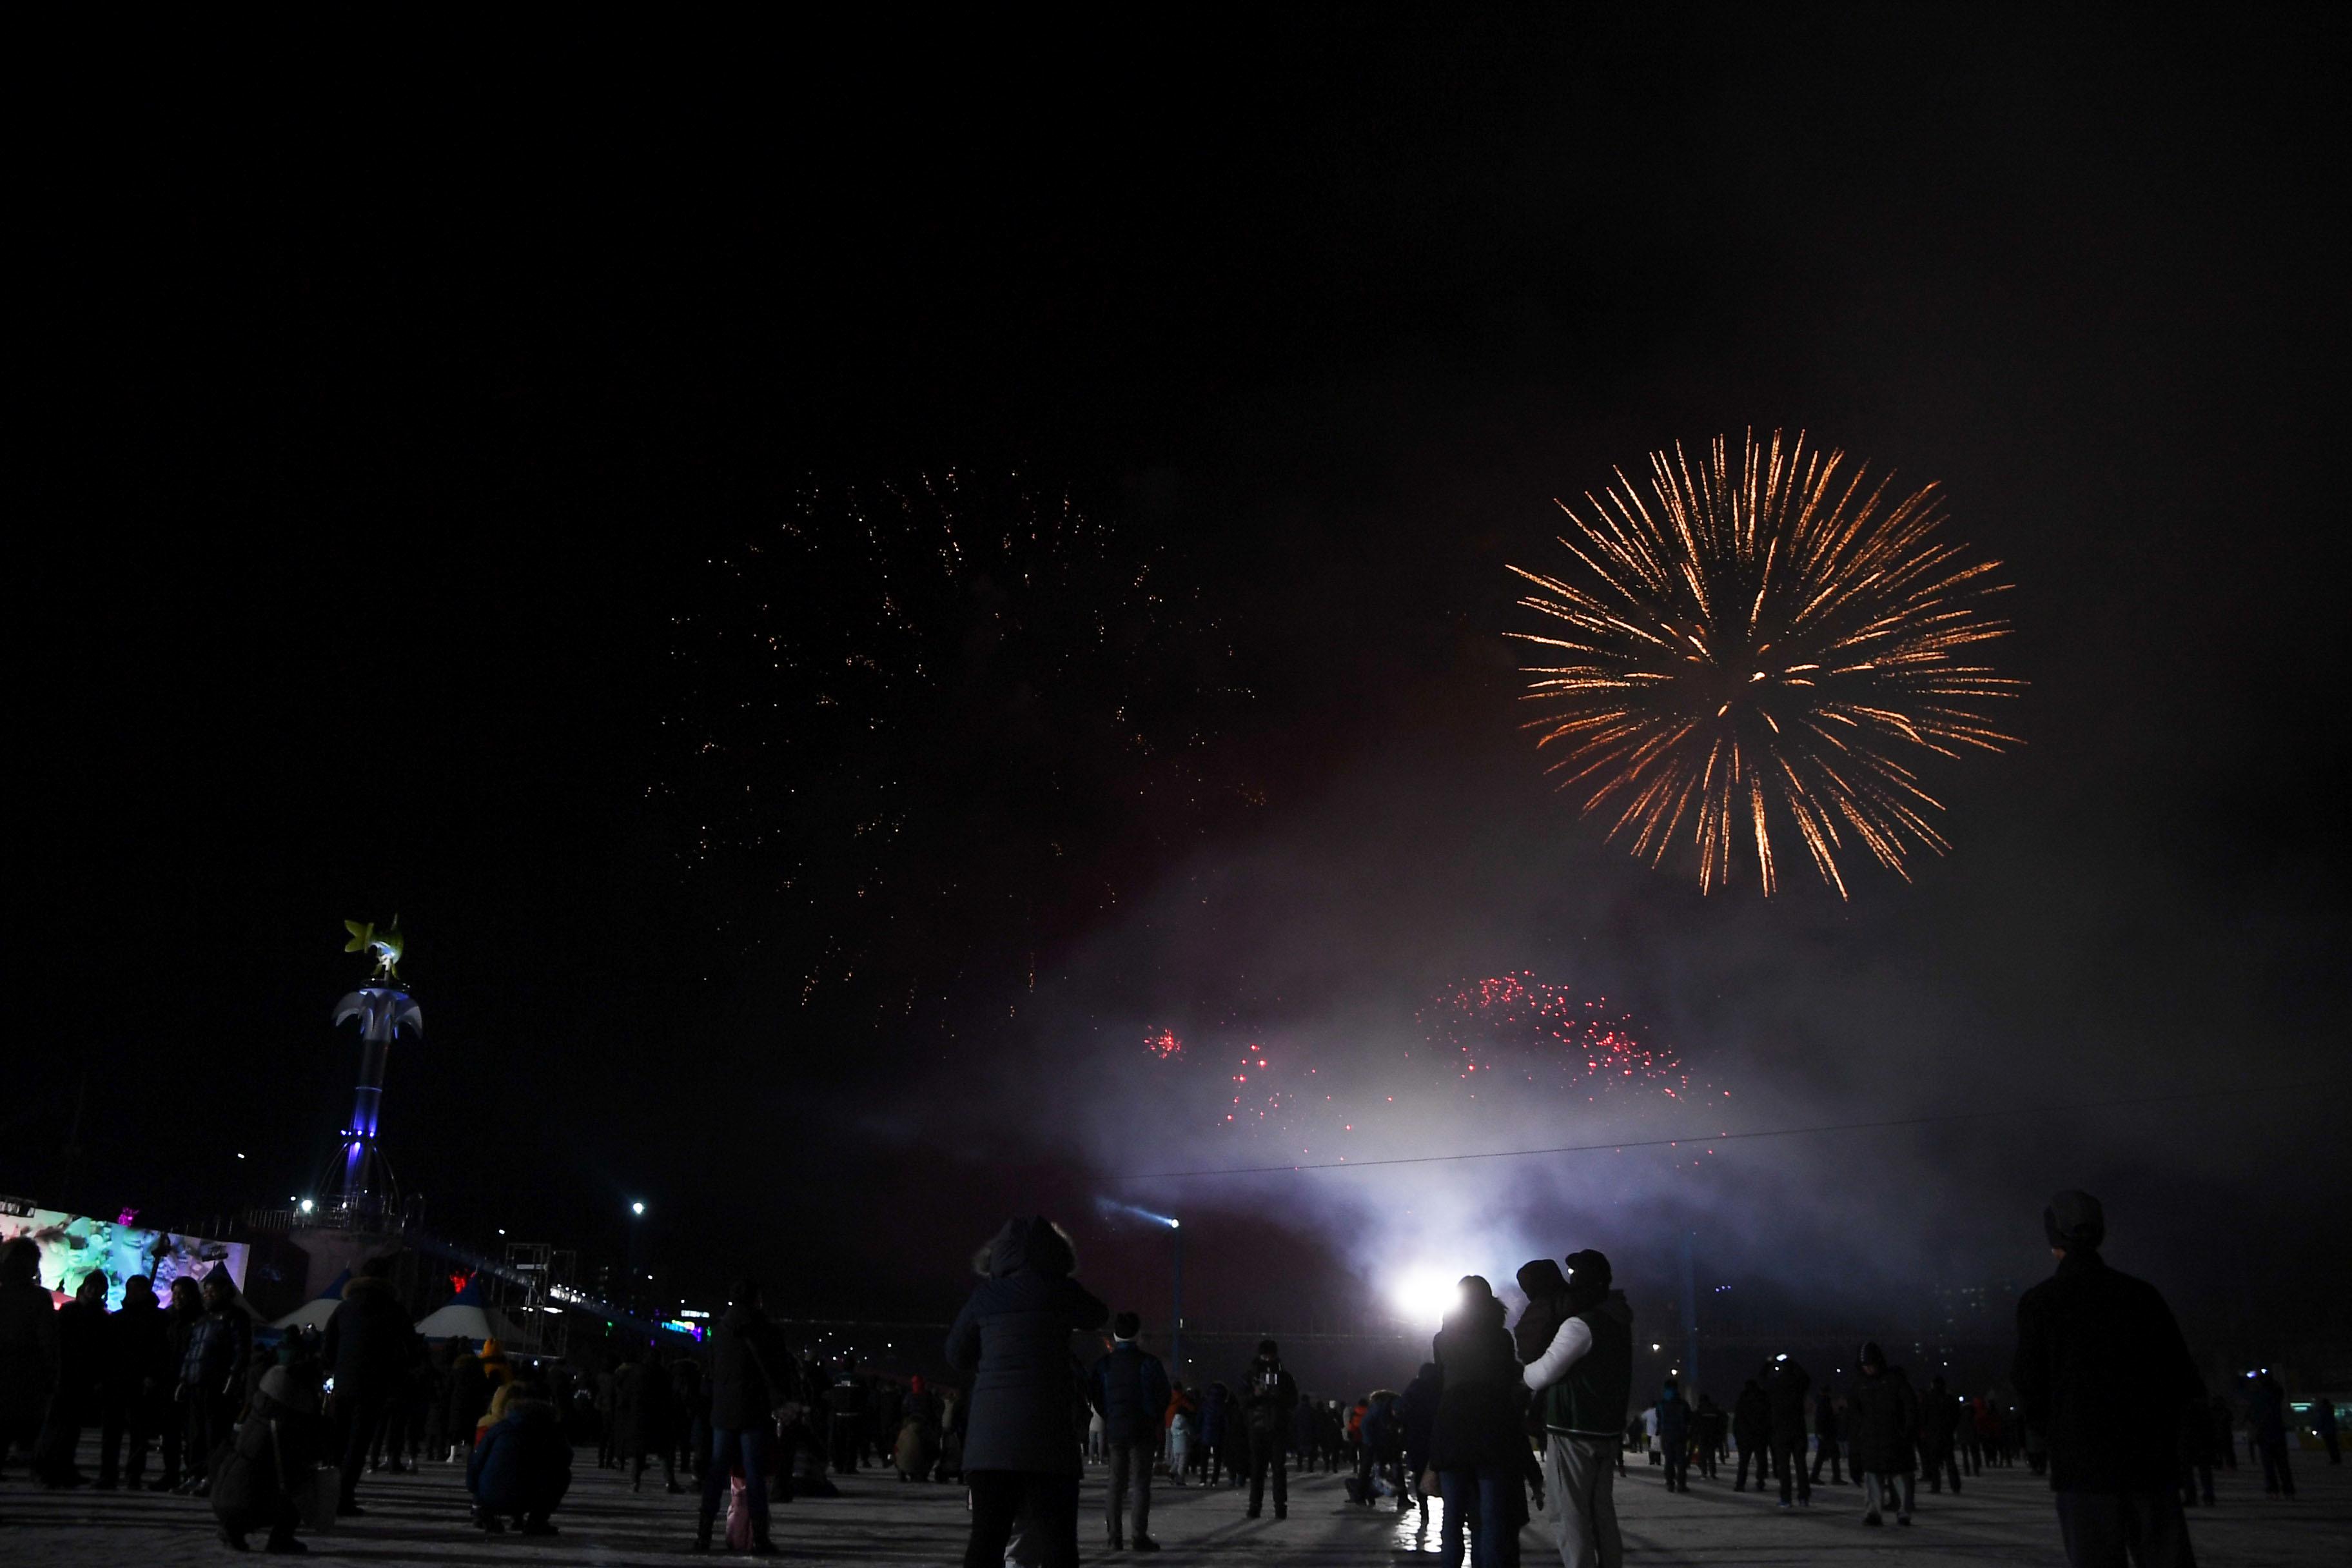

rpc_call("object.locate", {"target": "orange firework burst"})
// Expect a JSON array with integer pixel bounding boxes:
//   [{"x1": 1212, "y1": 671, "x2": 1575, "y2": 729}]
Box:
[{"x1": 1508, "y1": 430, "x2": 2021, "y2": 896}]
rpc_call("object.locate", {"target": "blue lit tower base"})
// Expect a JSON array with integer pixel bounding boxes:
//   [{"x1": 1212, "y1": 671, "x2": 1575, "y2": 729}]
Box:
[{"x1": 331, "y1": 983, "x2": 422, "y2": 1217}]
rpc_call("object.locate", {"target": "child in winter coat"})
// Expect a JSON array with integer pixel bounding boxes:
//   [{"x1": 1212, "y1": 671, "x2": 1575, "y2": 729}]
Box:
[
  {"x1": 466, "y1": 1378, "x2": 572, "y2": 1534},
  {"x1": 211, "y1": 1366, "x2": 322, "y2": 1553}
]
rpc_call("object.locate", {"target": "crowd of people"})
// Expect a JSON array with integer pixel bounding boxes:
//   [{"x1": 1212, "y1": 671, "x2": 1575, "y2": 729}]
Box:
[
  {"x1": 0, "y1": 1191, "x2": 2340, "y2": 1565},
  {"x1": 0, "y1": 1244, "x2": 586, "y2": 1550},
  {"x1": 934, "y1": 1194, "x2": 2334, "y2": 1568}
]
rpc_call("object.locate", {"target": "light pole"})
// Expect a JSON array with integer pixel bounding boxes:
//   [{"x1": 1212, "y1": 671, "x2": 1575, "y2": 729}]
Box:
[
  {"x1": 627, "y1": 1200, "x2": 649, "y2": 1310},
  {"x1": 1680, "y1": 1230, "x2": 1701, "y2": 1396},
  {"x1": 1168, "y1": 1219, "x2": 1184, "y2": 1380}
]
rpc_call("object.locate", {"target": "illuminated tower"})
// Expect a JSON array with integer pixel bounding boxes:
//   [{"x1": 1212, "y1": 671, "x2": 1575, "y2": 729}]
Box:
[{"x1": 330, "y1": 919, "x2": 421, "y2": 1216}]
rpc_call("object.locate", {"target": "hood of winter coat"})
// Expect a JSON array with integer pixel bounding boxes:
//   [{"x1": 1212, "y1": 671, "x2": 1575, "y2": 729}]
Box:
[
  {"x1": 975, "y1": 1216, "x2": 1076, "y2": 1280},
  {"x1": 1513, "y1": 1261, "x2": 1570, "y2": 1362},
  {"x1": 1515, "y1": 1260, "x2": 1568, "y2": 1299}
]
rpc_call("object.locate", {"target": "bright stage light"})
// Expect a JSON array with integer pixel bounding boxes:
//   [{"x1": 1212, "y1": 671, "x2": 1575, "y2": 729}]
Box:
[
  {"x1": 299, "y1": 1199, "x2": 314, "y2": 1215},
  {"x1": 1390, "y1": 1268, "x2": 1465, "y2": 1326},
  {"x1": 631, "y1": 1201, "x2": 646, "y2": 1216}
]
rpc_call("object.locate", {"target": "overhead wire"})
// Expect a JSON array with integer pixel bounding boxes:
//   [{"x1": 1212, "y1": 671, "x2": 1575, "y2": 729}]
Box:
[{"x1": 1104, "y1": 1075, "x2": 2350, "y2": 1183}]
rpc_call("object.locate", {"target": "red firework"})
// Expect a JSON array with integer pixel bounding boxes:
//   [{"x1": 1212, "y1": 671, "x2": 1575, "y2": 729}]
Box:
[{"x1": 1423, "y1": 972, "x2": 1687, "y2": 1095}]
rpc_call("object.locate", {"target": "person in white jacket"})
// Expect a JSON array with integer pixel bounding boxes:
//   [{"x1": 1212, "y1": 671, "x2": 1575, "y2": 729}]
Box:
[{"x1": 1518, "y1": 1250, "x2": 1633, "y2": 1568}]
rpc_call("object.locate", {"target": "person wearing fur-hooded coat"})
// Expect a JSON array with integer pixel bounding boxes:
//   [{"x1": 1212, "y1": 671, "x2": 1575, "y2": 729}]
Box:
[
  {"x1": 946, "y1": 1216, "x2": 1108, "y2": 1568},
  {"x1": 322, "y1": 1257, "x2": 414, "y2": 1514},
  {"x1": 1847, "y1": 1343, "x2": 1922, "y2": 1525}
]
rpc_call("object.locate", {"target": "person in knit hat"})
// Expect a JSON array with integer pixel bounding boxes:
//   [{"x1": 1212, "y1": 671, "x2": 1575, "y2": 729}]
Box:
[
  {"x1": 1240, "y1": 1339, "x2": 1298, "y2": 1519},
  {"x1": 1088, "y1": 1311, "x2": 1170, "y2": 1551},
  {"x1": 2013, "y1": 1190, "x2": 2204, "y2": 1567}
]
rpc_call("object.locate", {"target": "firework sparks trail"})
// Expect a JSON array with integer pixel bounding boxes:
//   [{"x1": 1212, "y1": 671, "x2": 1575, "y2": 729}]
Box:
[
  {"x1": 1507, "y1": 430, "x2": 2022, "y2": 895},
  {"x1": 1425, "y1": 972, "x2": 1686, "y2": 1093},
  {"x1": 1151, "y1": 974, "x2": 1720, "y2": 1167}
]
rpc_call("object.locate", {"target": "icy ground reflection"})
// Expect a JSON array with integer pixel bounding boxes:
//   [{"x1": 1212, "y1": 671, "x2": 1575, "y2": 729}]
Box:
[{"x1": 1386, "y1": 1489, "x2": 1438, "y2": 1553}]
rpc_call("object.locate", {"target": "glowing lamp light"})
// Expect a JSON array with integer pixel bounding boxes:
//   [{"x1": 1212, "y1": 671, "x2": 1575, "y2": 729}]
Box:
[
  {"x1": 299, "y1": 1199, "x2": 315, "y2": 1215},
  {"x1": 631, "y1": 1201, "x2": 647, "y2": 1216},
  {"x1": 1389, "y1": 1268, "x2": 1464, "y2": 1326}
]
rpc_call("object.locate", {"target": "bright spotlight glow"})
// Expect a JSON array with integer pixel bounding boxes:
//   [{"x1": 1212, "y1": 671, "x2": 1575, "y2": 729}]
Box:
[
  {"x1": 631, "y1": 1201, "x2": 646, "y2": 1216},
  {"x1": 1096, "y1": 1197, "x2": 1179, "y2": 1229},
  {"x1": 1390, "y1": 1268, "x2": 1464, "y2": 1326},
  {"x1": 299, "y1": 1199, "x2": 315, "y2": 1215}
]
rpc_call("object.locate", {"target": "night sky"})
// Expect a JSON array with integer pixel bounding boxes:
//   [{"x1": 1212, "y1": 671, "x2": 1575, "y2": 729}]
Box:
[{"x1": 17, "y1": 11, "x2": 2349, "y2": 1384}]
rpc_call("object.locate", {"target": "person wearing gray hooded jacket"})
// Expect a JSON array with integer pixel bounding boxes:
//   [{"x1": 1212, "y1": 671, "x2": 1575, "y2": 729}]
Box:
[
  {"x1": 1520, "y1": 1250, "x2": 1632, "y2": 1568},
  {"x1": 946, "y1": 1217, "x2": 1108, "y2": 1568}
]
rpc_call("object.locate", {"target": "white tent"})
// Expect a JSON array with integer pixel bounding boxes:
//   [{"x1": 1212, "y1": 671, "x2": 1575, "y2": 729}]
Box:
[
  {"x1": 413, "y1": 1302, "x2": 534, "y2": 1349},
  {"x1": 272, "y1": 1296, "x2": 343, "y2": 1332},
  {"x1": 271, "y1": 1269, "x2": 353, "y2": 1332}
]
